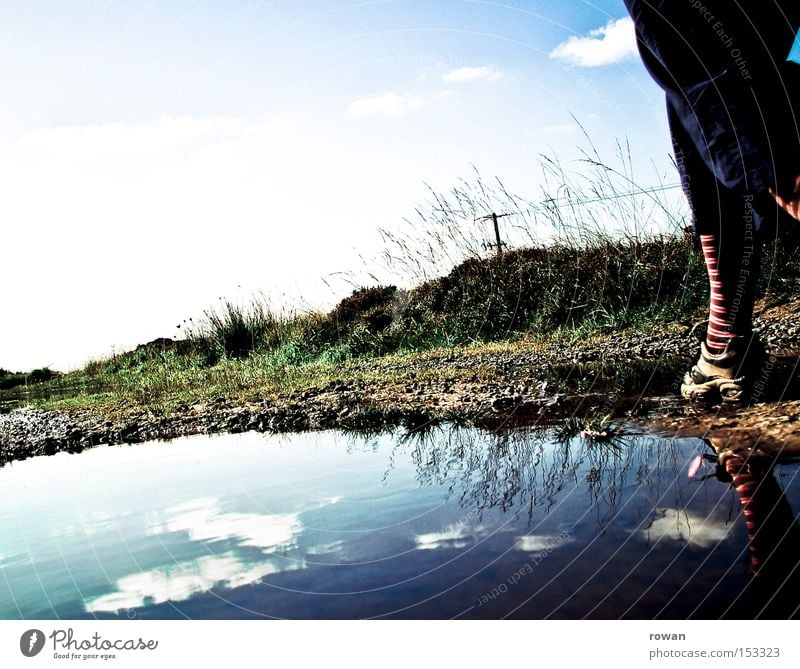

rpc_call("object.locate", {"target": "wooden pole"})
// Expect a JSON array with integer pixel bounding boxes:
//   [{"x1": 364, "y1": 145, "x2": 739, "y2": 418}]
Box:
[
  {"x1": 477, "y1": 212, "x2": 509, "y2": 257},
  {"x1": 492, "y1": 213, "x2": 502, "y2": 258}
]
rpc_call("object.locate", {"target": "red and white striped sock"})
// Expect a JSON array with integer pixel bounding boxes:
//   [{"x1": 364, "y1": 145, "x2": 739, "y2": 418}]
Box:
[{"x1": 700, "y1": 233, "x2": 735, "y2": 354}]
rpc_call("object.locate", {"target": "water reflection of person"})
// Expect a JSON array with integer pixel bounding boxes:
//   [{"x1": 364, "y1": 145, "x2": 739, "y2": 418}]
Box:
[{"x1": 716, "y1": 449, "x2": 800, "y2": 618}]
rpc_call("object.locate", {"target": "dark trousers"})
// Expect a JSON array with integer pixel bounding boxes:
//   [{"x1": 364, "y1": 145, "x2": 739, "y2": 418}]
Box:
[{"x1": 624, "y1": 0, "x2": 800, "y2": 233}]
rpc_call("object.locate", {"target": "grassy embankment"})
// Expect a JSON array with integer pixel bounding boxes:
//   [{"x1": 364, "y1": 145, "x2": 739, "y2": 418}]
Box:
[
  {"x1": 18, "y1": 229, "x2": 800, "y2": 419},
  {"x1": 10, "y1": 156, "x2": 800, "y2": 419}
]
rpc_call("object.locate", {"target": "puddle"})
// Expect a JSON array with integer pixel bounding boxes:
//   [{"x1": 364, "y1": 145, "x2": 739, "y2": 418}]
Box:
[{"x1": 0, "y1": 425, "x2": 798, "y2": 619}]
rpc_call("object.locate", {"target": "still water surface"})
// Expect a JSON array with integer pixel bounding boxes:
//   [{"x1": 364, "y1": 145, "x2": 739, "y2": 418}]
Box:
[{"x1": 1, "y1": 426, "x2": 798, "y2": 619}]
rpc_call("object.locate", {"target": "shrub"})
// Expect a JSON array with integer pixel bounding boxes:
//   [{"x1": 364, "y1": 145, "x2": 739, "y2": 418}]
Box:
[{"x1": 186, "y1": 297, "x2": 287, "y2": 363}]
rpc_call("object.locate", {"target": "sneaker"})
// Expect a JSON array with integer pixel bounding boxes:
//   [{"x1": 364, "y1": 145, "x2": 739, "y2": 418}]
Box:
[{"x1": 680, "y1": 336, "x2": 764, "y2": 404}]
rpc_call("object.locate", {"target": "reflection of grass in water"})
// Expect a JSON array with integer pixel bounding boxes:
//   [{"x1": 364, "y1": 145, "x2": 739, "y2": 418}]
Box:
[
  {"x1": 553, "y1": 411, "x2": 621, "y2": 445},
  {"x1": 394, "y1": 424, "x2": 685, "y2": 526}
]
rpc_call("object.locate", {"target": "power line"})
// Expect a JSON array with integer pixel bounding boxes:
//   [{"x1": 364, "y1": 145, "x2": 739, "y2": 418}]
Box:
[
  {"x1": 452, "y1": 182, "x2": 686, "y2": 226},
  {"x1": 473, "y1": 183, "x2": 685, "y2": 254},
  {"x1": 535, "y1": 182, "x2": 683, "y2": 210}
]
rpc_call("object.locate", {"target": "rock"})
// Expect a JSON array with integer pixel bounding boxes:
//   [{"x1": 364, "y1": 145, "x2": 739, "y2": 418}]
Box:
[{"x1": 491, "y1": 396, "x2": 519, "y2": 412}]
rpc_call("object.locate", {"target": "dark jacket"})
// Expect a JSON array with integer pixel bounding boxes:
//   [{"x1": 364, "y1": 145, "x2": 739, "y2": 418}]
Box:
[{"x1": 624, "y1": 0, "x2": 800, "y2": 200}]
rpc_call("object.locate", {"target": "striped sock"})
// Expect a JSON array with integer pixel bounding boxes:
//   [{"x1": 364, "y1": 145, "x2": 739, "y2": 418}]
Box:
[{"x1": 699, "y1": 233, "x2": 736, "y2": 354}]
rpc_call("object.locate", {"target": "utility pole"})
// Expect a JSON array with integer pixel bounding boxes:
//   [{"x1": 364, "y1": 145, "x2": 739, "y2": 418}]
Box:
[{"x1": 477, "y1": 212, "x2": 511, "y2": 257}]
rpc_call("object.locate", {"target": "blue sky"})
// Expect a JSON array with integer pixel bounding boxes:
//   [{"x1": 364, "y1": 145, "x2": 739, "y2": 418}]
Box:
[{"x1": 1, "y1": 1, "x2": 682, "y2": 371}]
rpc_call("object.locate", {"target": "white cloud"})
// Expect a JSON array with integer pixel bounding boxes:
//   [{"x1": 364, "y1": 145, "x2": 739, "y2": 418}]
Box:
[
  {"x1": 84, "y1": 552, "x2": 297, "y2": 613},
  {"x1": 549, "y1": 17, "x2": 637, "y2": 67},
  {"x1": 643, "y1": 509, "x2": 732, "y2": 548},
  {"x1": 305, "y1": 540, "x2": 345, "y2": 556},
  {"x1": 516, "y1": 532, "x2": 572, "y2": 553},
  {"x1": 442, "y1": 66, "x2": 505, "y2": 84},
  {"x1": 415, "y1": 522, "x2": 489, "y2": 550},
  {"x1": 86, "y1": 496, "x2": 321, "y2": 613},
  {"x1": 345, "y1": 92, "x2": 425, "y2": 119},
  {"x1": 150, "y1": 497, "x2": 303, "y2": 553}
]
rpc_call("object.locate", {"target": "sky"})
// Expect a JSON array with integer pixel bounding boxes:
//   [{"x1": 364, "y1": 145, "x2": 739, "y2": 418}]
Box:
[{"x1": 0, "y1": 0, "x2": 683, "y2": 372}]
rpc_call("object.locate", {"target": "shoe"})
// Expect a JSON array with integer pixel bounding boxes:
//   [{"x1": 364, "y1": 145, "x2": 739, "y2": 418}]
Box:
[{"x1": 680, "y1": 335, "x2": 764, "y2": 404}]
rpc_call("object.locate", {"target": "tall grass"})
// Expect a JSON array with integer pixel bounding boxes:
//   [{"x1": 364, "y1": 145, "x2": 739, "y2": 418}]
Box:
[
  {"x1": 377, "y1": 135, "x2": 689, "y2": 286},
  {"x1": 181, "y1": 295, "x2": 295, "y2": 364}
]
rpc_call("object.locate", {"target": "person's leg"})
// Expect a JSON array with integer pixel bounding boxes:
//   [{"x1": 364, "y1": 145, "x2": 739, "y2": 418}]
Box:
[
  {"x1": 695, "y1": 209, "x2": 760, "y2": 356},
  {"x1": 668, "y1": 102, "x2": 765, "y2": 401}
]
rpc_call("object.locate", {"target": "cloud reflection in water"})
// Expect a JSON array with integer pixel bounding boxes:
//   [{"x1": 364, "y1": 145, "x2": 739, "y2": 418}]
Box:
[
  {"x1": 85, "y1": 496, "x2": 312, "y2": 613},
  {"x1": 643, "y1": 508, "x2": 732, "y2": 548},
  {"x1": 84, "y1": 551, "x2": 298, "y2": 613},
  {"x1": 149, "y1": 497, "x2": 303, "y2": 552},
  {"x1": 414, "y1": 522, "x2": 490, "y2": 550}
]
